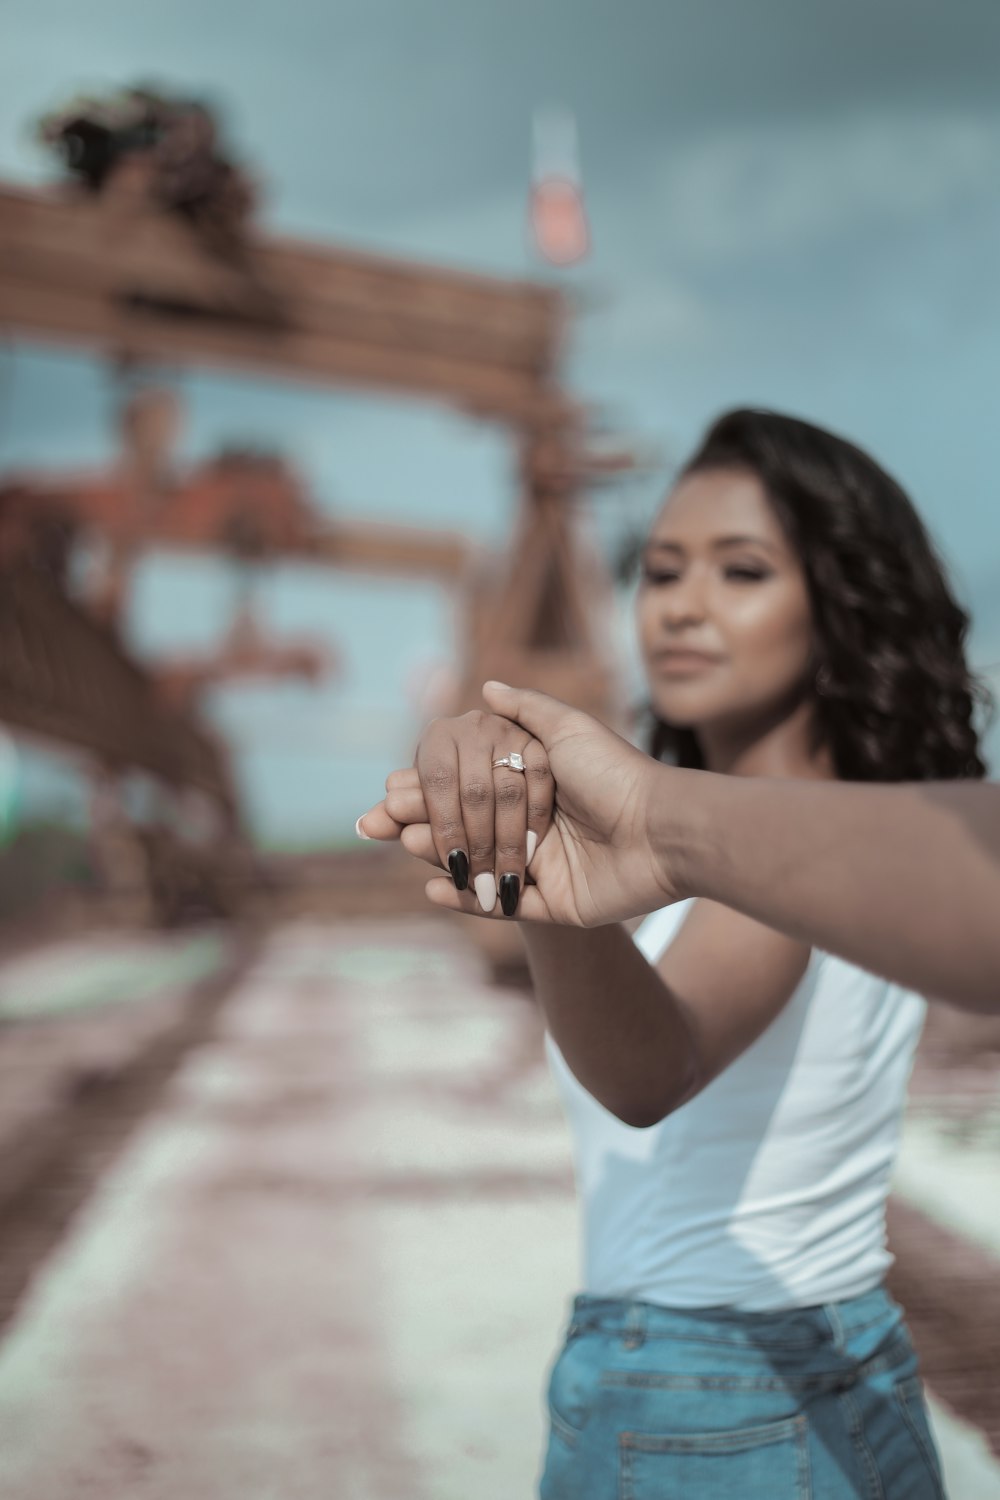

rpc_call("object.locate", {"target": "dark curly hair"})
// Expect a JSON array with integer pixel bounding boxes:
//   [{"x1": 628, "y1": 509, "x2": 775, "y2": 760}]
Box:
[{"x1": 649, "y1": 409, "x2": 991, "y2": 782}]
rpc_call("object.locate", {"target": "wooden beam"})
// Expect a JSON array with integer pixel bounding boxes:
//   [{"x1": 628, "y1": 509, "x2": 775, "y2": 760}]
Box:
[
  {"x1": 301, "y1": 522, "x2": 468, "y2": 580},
  {"x1": 1, "y1": 476, "x2": 470, "y2": 580},
  {"x1": 0, "y1": 185, "x2": 569, "y2": 423}
]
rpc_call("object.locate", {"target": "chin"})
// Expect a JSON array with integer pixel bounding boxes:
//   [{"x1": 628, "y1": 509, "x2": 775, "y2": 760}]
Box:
[{"x1": 651, "y1": 688, "x2": 724, "y2": 729}]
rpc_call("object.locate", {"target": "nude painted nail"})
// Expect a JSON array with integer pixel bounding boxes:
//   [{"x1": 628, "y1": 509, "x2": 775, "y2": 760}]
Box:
[
  {"x1": 355, "y1": 816, "x2": 371, "y2": 840},
  {"x1": 526, "y1": 830, "x2": 538, "y2": 866},
  {"x1": 474, "y1": 873, "x2": 497, "y2": 912}
]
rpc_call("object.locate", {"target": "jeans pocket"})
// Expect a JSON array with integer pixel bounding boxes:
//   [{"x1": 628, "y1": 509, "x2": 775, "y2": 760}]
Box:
[
  {"x1": 546, "y1": 1334, "x2": 597, "y2": 1450},
  {"x1": 893, "y1": 1376, "x2": 946, "y2": 1496},
  {"x1": 619, "y1": 1412, "x2": 812, "y2": 1500}
]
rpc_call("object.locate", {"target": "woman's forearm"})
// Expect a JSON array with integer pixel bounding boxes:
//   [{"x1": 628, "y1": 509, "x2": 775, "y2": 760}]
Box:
[
  {"x1": 521, "y1": 924, "x2": 699, "y2": 1127},
  {"x1": 664, "y1": 774, "x2": 1000, "y2": 1010}
]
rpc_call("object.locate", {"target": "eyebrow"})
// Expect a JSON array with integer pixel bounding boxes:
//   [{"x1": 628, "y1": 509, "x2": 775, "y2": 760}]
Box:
[{"x1": 645, "y1": 535, "x2": 781, "y2": 556}]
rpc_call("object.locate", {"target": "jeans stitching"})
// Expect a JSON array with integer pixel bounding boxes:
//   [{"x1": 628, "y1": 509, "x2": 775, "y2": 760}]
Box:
[
  {"x1": 591, "y1": 1328, "x2": 827, "y2": 1352},
  {"x1": 620, "y1": 1412, "x2": 806, "y2": 1453},
  {"x1": 575, "y1": 1320, "x2": 894, "y2": 1350},
  {"x1": 842, "y1": 1387, "x2": 886, "y2": 1500},
  {"x1": 547, "y1": 1404, "x2": 580, "y2": 1450},
  {"x1": 796, "y1": 1416, "x2": 814, "y2": 1500},
  {"x1": 618, "y1": 1414, "x2": 813, "y2": 1500},
  {"x1": 894, "y1": 1378, "x2": 946, "y2": 1496},
  {"x1": 602, "y1": 1370, "x2": 846, "y2": 1395},
  {"x1": 574, "y1": 1302, "x2": 895, "y2": 1345},
  {"x1": 598, "y1": 1340, "x2": 910, "y2": 1395}
]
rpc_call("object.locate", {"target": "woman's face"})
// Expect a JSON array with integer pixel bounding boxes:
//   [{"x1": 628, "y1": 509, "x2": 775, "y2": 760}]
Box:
[{"x1": 637, "y1": 467, "x2": 815, "y2": 733}]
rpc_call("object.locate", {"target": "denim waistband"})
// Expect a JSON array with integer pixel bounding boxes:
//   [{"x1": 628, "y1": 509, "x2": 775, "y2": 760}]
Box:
[{"x1": 568, "y1": 1285, "x2": 901, "y2": 1354}]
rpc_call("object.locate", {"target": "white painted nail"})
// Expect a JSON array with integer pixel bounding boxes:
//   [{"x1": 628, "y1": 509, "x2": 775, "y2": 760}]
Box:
[
  {"x1": 355, "y1": 816, "x2": 371, "y2": 840},
  {"x1": 474, "y1": 872, "x2": 497, "y2": 912},
  {"x1": 526, "y1": 830, "x2": 538, "y2": 866}
]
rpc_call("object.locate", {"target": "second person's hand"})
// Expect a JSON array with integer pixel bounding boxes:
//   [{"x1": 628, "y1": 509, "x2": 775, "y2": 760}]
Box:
[{"x1": 358, "y1": 682, "x2": 687, "y2": 926}]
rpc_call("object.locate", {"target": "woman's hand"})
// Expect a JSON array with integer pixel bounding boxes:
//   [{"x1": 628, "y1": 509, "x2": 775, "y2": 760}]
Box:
[
  {"x1": 365, "y1": 709, "x2": 555, "y2": 916},
  {"x1": 358, "y1": 684, "x2": 682, "y2": 926}
]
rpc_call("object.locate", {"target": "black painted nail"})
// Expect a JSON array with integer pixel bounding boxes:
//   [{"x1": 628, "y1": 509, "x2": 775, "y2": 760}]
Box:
[
  {"x1": 499, "y1": 873, "x2": 520, "y2": 918},
  {"x1": 448, "y1": 849, "x2": 470, "y2": 891}
]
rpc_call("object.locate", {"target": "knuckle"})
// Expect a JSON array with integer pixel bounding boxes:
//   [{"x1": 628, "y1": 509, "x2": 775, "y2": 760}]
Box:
[
  {"x1": 495, "y1": 778, "x2": 526, "y2": 812},
  {"x1": 423, "y1": 763, "x2": 457, "y2": 795},
  {"x1": 462, "y1": 779, "x2": 493, "y2": 809},
  {"x1": 469, "y1": 838, "x2": 495, "y2": 863},
  {"x1": 528, "y1": 800, "x2": 551, "y2": 824}
]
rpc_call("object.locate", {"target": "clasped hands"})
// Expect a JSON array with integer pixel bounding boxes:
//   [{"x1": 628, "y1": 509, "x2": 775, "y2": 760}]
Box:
[{"x1": 356, "y1": 680, "x2": 681, "y2": 928}]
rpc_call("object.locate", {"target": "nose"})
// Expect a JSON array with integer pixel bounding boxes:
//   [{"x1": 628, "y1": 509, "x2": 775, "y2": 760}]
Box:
[{"x1": 659, "y1": 568, "x2": 708, "y2": 632}]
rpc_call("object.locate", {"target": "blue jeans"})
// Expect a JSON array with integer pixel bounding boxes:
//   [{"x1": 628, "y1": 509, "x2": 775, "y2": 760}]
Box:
[{"x1": 539, "y1": 1286, "x2": 945, "y2": 1499}]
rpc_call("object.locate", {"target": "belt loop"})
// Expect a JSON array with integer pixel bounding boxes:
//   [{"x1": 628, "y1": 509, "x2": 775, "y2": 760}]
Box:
[
  {"x1": 825, "y1": 1302, "x2": 847, "y2": 1354},
  {"x1": 622, "y1": 1302, "x2": 646, "y2": 1351}
]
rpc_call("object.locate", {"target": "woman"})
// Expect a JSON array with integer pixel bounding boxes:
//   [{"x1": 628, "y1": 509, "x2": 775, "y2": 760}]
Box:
[{"x1": 358, "y1": 410, "x2": 989, "y2": 1498}]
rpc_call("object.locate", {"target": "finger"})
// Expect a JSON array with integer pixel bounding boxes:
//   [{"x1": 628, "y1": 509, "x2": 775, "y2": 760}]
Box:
[
  {"x1": 492, "y1": 749, "x2": 530, "y2": 918},
  {"x1": 522, "y1": 738, "x2": 553, "y2": 868},
  {"x1": 384, "y1": 784, "x2": 428, "y2": 827},
  {"x1": 482, "y1": 681, "x2": 581, "y2": 748},
  {"x1": 400, "y1": 822, "x2": 441, "y2": 867},
  {"x1": 423, "y1": 878, "x2": 483, "y2": 916},
  {"x1": 458, "y1": 741, "x2": 498, "y2": 912},
  {"x1": 416, "y1": 736, "x2": 470, "y2": 892},
  {"x1": 355, "y1": 801, "x2": 404, "y2": 842},
  {"x1": 424, "y1": 876, "x2": 551, "y2": 922},
  {"x1": 385, "y1": 766, "x2": 420, "y2": 793}
]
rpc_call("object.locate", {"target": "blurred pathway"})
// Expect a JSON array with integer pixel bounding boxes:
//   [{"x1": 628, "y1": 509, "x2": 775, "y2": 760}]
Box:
[
  {"x1": 0, "y1": 920, "x2": 575, "y2": 1498},
  {"x1": 0, "y1": 920, "x2": 996, "y2": 1497}
]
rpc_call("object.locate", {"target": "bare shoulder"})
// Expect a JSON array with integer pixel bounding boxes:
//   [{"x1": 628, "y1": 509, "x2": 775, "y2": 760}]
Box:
[{"x1": 655, "y1": 900, "x2": 812, "y2": 1087}]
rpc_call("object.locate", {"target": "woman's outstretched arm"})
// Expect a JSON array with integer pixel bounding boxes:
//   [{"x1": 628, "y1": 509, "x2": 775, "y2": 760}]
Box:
[
  {"x1": 482, "y1": 681, "x2": 1000, "y2": 1011},
  {"x1": 360, "y1": 684, "x2": 1000, "y2": 1011}
]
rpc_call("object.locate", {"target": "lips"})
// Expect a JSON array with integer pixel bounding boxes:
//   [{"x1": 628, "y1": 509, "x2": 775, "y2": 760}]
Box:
[{"x1": 652, "y1": 650, "x2": 725, "y2": 675}]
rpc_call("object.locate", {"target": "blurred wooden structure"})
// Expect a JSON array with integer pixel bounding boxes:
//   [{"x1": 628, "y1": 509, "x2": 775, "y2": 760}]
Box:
[
  {"x1": 0, "y1": 163, "x2": 627, "y2": 932},
  {"x1": 0, "y1": 430, "x2": 471, "y2": 709},
  {"x1": 0, "y1": 180, "x2": 626, "y2": 719},
  {"x1": 0, "y1": 559, "x2": 234, "y2": 810},
  {"x1": 0, "y1": 183, "x2": 563, "y2": 421}
]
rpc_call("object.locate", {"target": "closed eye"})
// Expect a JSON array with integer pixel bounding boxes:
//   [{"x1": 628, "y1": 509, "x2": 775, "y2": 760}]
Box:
[
  {"x1": 724, "y1": 566, "x2": 771, "y2": 582},
  {"x1": 642, "y1": 567, "x2": 681, "y2": 586}
]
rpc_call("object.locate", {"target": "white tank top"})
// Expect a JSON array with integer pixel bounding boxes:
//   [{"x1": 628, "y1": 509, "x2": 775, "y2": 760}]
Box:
[{"x1": 546, "y1": 901, "x2": 926, "y2": 1311}]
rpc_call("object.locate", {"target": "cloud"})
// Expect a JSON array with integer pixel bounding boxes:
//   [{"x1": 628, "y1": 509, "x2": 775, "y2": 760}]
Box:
[{"x1": 649, "y1": 108, "x2": 1000, "y2": 261}]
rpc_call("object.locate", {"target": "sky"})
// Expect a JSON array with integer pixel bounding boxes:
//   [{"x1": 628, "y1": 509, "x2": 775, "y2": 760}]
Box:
[{"x1": 2, "y1": 0, "x2": 999, "y2": 841}]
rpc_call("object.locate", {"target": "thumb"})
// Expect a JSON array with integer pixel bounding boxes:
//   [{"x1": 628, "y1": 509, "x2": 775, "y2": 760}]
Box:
[{"x1": 482, "y1": 681, "x2": 581, "y2": 747}]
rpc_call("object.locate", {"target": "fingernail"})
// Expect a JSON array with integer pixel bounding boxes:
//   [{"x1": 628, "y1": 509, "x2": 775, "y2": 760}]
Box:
[
  {"x1": 499, "y1": 873, "x2": 520, "y2": 917},
  {"x1": 447, "y1": 849, "x2": 470, "y2": 891},
  {"x1": 355, "y1": 816, "x2": 370, "y2": 840},
  {"x1": 526, "y1": 830, "x2": 538, "y2": 866},
  {"x1": 474, "y1": 873, "x2": 497, "y2": 912},
  {"x1": 483, "y1": 680, "x2": 511, "y2": 691}
]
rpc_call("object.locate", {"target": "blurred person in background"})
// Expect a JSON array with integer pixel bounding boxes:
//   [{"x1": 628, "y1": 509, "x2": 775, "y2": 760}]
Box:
[{"x1": 361, "y1": 409, "x2": 990, "y2": 1498}]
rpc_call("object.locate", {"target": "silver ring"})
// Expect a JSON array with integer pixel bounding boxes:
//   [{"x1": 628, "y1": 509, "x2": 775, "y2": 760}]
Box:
[{"x1": 492, "y1": 752, "x2": 526, "y2": 773}]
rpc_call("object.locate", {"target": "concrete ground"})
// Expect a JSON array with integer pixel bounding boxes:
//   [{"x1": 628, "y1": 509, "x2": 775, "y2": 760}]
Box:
[{"x1": 0, "y1": 919, "x2": 997, "y2": 1498}]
